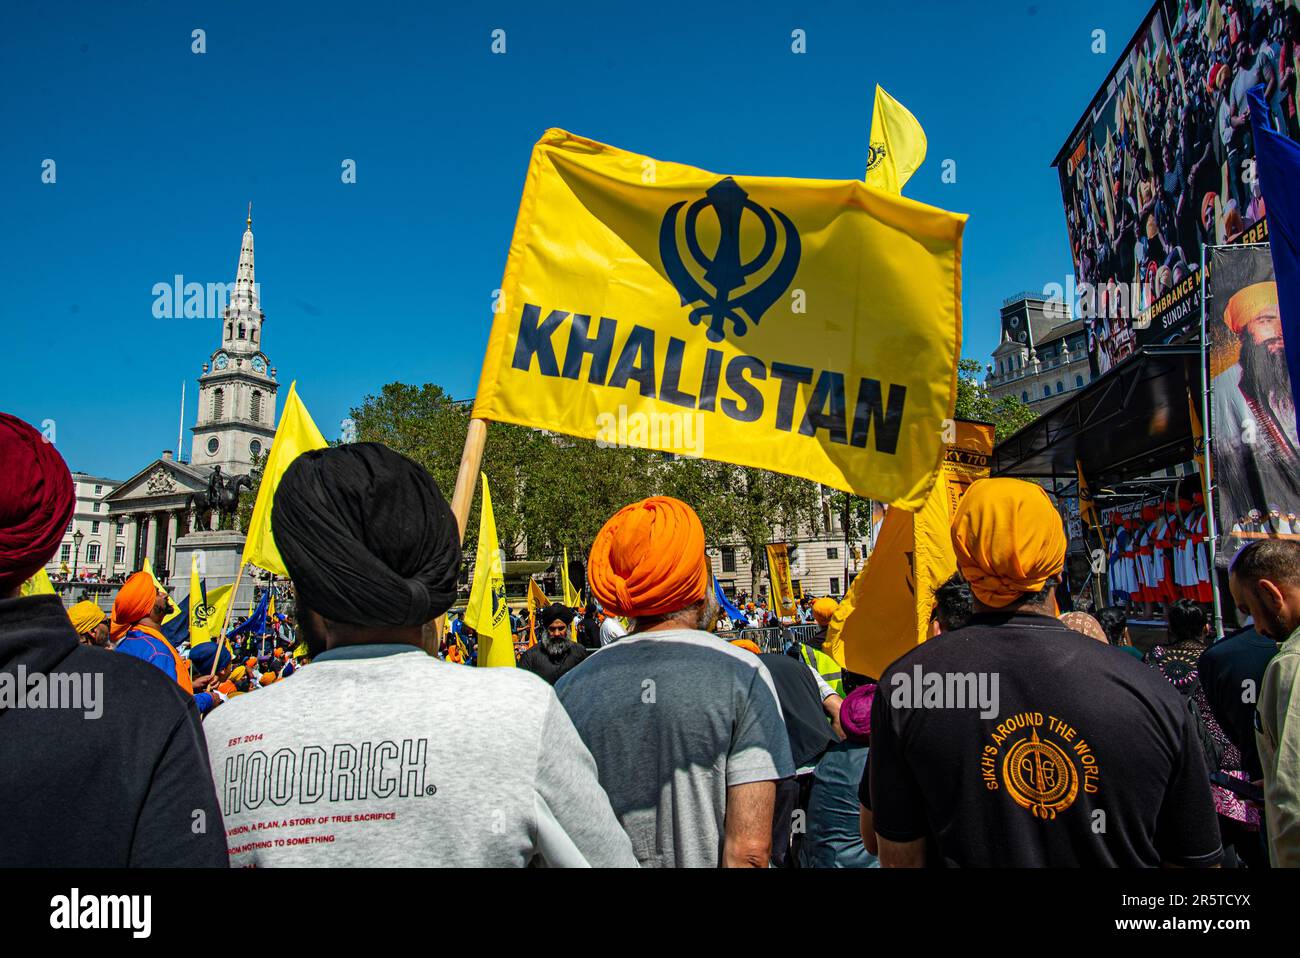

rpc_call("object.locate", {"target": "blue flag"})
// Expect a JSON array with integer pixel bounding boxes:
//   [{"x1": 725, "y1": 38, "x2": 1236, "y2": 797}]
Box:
[
  {"x1": 227, "y1": 589, "x2": 269, "y2": 638},
  {"x1": 1248, "y1": 84, "x2": 1300, "y2": 426},
  {"x1": 713, "y1": 574, "x2": 746, "y2": 625},
  {"x1": 161, "y1": 594, "x2": 189, "y2": 647}
]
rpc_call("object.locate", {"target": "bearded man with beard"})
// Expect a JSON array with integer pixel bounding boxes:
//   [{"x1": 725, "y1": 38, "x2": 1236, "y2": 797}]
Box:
[
  {"x1": 554, "y1": 496, "x2": 793, "y2": 867},
  {"x1": 1214, "y1": 281, "x2": 1300, "y2": 526},
  {"x1": 518, "y1": 604, "x2": 587, "y2": 685}
]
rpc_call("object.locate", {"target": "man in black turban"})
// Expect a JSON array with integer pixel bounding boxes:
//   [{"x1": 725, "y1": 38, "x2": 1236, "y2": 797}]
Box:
[
  {"x1": 270, "y1": 442, "x2": 462, "y2": 654},
  {"x1": 203, "y1": 442, "x2": 638, "y2": 867},
  {"x1": 518, "y1": 603, "x2": 587, "y2": 686}
]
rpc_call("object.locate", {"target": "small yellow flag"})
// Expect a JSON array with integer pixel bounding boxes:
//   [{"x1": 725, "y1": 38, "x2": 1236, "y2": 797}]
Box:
[
  {"x1": 241, "y1": 381, "x2": 328, "y2": 577},
  {"x1": 20, "y1": 567, "x2": 56, "y2": 596},
  {"x1": 526, "y1": 577, "x2": 550, "y2": 647},
  {"x1": 465, "y1": 474, "x2": 515, "y2": 668},
  {"x1": 561, "y1": 546, "x2": 582, "y2": 608},
  {"x1": 825, "y1": 420, "x2": 993, "y2": 677},
  {"x1": 190, "y1": 577, "x2": 234, "y2": 647},
  {"x1": 864, "y1": 85, "x2": 928, "y2": 194}
]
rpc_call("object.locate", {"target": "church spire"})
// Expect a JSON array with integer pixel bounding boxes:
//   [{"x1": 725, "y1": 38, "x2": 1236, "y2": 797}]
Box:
[{"x1": 232, "y1": 204, "x2": 257, "y2": 311}]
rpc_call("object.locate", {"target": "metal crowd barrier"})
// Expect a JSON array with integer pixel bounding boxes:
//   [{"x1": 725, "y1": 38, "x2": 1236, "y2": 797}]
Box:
[{"x1": 714, "y1": 624, "x2": 821, "y2": 654}]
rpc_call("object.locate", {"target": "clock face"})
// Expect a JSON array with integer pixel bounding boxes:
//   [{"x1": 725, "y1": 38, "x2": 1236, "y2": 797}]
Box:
[
  {"x1": 214, "y1": 353, "x2": 229, "y2": 370},
  {"x1": 250, "y1": 439, "x2": 263, "y2": 458},
  {"x1": 251, "y1": 356, "x2": 267, "y2": 374}
]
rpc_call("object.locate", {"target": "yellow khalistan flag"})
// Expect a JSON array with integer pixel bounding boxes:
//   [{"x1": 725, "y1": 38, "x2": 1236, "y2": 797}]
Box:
[
  {"x1": 465, "y1": 474, "x2": 515, "y2": 667},
  {"x1": 188, "y1": 554, "x2": 234, "y2": 646},
  {"x1": 864, "y1": 85, "x2": 928, "y2": 194},
  {"x1": 472, "y1": 129, "x2": 964, "y2": 510},
  {"x1": 561, "y1": 546, "x2": 582, "y2": 608},
  {"x1": 242, "y1": 381, "x2": 328, "y2": 577},
  {"x1": 825, "y1": 420, "x2": 994, "y2": 678},
  {"x1": 766, "y1": 543, "x2": 798, "y2": 618}
]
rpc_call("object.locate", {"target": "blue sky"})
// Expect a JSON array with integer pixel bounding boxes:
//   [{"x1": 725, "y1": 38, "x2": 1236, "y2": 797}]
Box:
[{"x1": 1, "y1": 0, "x2": 1149, "y2": 479}]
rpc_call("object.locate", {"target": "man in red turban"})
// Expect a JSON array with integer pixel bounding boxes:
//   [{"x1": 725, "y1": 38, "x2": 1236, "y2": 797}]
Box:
[
  {"x1": 0, "y1": 412, "x2": 73, "y2": 595},
  {"x1": 556, "y1": 496, "x2": 794, "y2": 867},
  {"x1": 0, "y1": 414, "x2": 226, "y2": 865}
]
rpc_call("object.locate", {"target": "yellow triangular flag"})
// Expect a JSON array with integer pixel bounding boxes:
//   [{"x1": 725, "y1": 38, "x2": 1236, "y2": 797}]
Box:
[
  {"x1": 526, "y1": 577, "x2": 550, "y2": 647},
  {"x1": 20, "y1": 567, "x2": 56, "y2": 596},
  {"x1": 561, "y1": 546, "x2": 582, "y2": 608},
  {"x1": 143, "y1": 556, "x2": 166, "y2": 593},
  {"x1": 241, "y1": 381, "x2": 329, "y2": 577},
  {"x1": 464, "y1": 474, "x2": 515, "y2": 667},
  {"x1": 864, "y1": 84, "x2": 927, "y2": 194}
]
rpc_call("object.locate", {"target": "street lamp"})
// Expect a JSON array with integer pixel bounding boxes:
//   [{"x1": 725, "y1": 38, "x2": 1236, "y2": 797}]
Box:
[{"x1": 71, "y1": 529, "x2": 84, "y2": 580}]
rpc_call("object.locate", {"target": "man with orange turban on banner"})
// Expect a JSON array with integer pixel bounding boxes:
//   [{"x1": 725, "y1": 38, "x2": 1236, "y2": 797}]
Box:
[
  {"x1": 866, "y1": 477, "x2": 1223, "y2": 869},
  {"x1": 113, "y1": 571, "x2": 221, "y2": 713},
  {"x1": 555, "y1": 496, "x2": 794, "y2": 868},
  {"x1": 0, "y1": 412, "x2": 226, "y2": 866}
]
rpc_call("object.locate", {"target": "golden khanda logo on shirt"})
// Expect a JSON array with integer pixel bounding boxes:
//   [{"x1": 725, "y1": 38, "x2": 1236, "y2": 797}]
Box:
[{"x1": 979, "y1": 711, "x2": 1101, "y2": 820}]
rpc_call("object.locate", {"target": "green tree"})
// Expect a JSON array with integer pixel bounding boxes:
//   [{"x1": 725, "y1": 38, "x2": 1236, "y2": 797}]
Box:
[{"x1": 954, "y1": 357, "x2": 1038, "y2": 442}]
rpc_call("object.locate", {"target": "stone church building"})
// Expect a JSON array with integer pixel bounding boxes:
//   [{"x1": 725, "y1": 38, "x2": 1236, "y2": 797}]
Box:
[{"x1": 101, "y1": 209, "x2": 281, "y2": 588}]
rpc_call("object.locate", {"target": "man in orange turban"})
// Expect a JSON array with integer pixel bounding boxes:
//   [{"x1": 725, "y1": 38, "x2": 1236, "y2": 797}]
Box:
[
  {"x1": 557, "y1": 496, "x2": 794, "y2": 868},
  {"x1": 951, "y1": 478, "x2": 1067, "y2": 610},
  {"x1": 113, "y1": 571, "x2": 220, "y2": 711},
  {"x1": 1211, "y1": 279, "x2": 1300, "y2": 526},
  {"x1": 587, "y1": 496, "x2": 711, "y2": 622}
]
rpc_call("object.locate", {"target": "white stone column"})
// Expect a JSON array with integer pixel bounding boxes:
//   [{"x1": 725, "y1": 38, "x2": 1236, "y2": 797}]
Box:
[
  {"x1": 145, "y1": 513, "x2": 159, "y2": 570},
  {"x1": 105, "y1": 519, "x2": 118, "y2": 577}
]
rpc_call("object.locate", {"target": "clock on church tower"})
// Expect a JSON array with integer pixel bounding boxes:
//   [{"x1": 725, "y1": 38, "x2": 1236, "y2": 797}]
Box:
[{"x1": 190, "y1": 207, "x2": 280, "y2": 476}]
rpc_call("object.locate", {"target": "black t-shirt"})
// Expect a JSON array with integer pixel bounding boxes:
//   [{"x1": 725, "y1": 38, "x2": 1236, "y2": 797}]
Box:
[
  {"x1": 759, "y1": 653, "x2": 837, "y2": 769},
  {"x1": 869, "y1": 611, "x2": 1223, "y2": 867},
  {"x1": 1198, "y1": 628, "x2": 1278, "y2": 781},
  {"x1": 518, "y1": 642, "x2": 588, "y2": 686},
  {"x1": 0, "y1": 595, "x2": 228, "y2": 867}
]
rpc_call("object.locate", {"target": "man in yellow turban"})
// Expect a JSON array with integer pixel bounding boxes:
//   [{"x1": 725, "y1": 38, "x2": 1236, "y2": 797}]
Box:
[
  {"x1": 67, "y1": 600, "x2": 110, "y2": 648},
  {"x1": 951, "y1": 478, "x2": 1067, "y2": 611},
  {"x1": 556, "y1": 496, "x2": 794, "y2": 867},
  {"x1": 867, "y1": 477, "x2": 1222, "y2": 868},
  {"x1": 1211, "y1": 279, "x2": 1300, "y2": 526}
]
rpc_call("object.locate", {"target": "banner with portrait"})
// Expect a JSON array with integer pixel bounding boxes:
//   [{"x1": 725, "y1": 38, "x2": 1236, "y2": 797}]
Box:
[
  {"x1": 1053, "y1": 0, "x2": 1295, "y2": 375},
  {"x1": 1207, "y1": 244, "x2": 1300, "y2": 551}
]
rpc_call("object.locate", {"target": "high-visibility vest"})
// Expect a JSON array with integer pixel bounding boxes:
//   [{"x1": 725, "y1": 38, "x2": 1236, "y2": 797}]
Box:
[{"x1": 798, "y1": 642, "x2": 843, "y2": 697}]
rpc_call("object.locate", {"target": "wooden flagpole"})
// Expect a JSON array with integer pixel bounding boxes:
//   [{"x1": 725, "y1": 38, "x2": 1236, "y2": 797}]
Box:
[
  {"x1": 450, "y1": 418, "x2": 489, "y2": 544},
  {"x1": 209, "y1": 560, "x2": 247, "y2": 678}
]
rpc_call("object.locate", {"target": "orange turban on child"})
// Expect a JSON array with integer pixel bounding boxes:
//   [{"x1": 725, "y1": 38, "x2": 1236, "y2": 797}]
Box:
[
  {"x1": 951, "y1": 478, "x2": 1066, "y2": 609},
  {"x1": 110, "y1": 571, "x2": 160, "y2": 641},
  {"x1": 588, "y1": 497, "x2": 709, "y2": 618},
  {"x1": 729, "y1": 639, "x2": 762, "y2": 655}
]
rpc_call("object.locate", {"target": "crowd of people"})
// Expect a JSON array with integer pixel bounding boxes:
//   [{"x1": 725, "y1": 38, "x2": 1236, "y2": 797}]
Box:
[
  {"x1": 2, "y1": 411, "x2": 1298, "y2": 868},
  {"x1": 1062, "y1": 0, "x2": 1300, "y2": 371}
]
